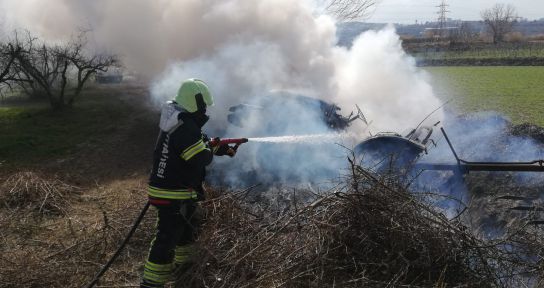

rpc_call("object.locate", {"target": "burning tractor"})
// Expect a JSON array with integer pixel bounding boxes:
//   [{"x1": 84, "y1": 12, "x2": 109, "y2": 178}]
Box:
[
  {"x1": 222, "y1": 93, "x2": 544, "y2": 226},
  {"x1": 227, "y1": 92, "x2": 365, "y2": 136},
  {"x1": 354, "y1": 119, "x2": 544, "y2": 230},
  {"x1": 355, "y1": 124, "x2": 544, "y2": 175},
  {"x1": 354, "y1": 125, "x2": 436, "y2": 170},
  {"x1": 216, "y1": 92, "x2": 368, "y2": 185},
  {"x1": 227, "y1": 91, "x2": 437, "y2": 168}
]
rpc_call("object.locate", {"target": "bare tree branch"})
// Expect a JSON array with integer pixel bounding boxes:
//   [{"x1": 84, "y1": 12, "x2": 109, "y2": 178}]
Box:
[
  {"x1": 64, "y1": 31, "x2": 119, "y2": 105},
  {"x1": 0, "y1": 45, "x2": 19, "y2": 84},
  {"x1": 10, "y1": 32, "x2": 63, "y2": 106},
  {"x1": 326, "y1": 0, "x2": 377, "y2": 21}
]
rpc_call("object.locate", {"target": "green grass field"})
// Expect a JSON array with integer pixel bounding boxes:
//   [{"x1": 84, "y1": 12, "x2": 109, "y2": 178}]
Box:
[
  {"x1": 409, "y1": 42, "x2": 544, "y2": 61},
  {"x1": 426, "y1": 66, "x2": 544, "y2": 126},
  {"x1": 416, "y1": 47, "x2": 544, "y2": 60},
  {"x1": 0, "y1": 86, "x2": 134, "y2": 167}
]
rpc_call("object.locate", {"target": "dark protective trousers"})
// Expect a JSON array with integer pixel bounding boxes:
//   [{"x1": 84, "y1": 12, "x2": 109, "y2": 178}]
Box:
[{"x1": 141, "y1": 200, "x2": 200, "y2": 287}]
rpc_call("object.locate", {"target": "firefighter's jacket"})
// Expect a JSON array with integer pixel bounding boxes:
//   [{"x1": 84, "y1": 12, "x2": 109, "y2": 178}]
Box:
[{"x1": 148, "y1": 102, "x2": 212, "y2": 201}]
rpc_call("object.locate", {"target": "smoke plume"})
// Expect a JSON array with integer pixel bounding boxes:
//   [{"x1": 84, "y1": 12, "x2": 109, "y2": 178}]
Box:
[
  {"x1": 2, "y1": 0, "x2": 445, "y2": 185},
  {"x1": 1, "y1": 0, "x2": 442, "y2": 133}
]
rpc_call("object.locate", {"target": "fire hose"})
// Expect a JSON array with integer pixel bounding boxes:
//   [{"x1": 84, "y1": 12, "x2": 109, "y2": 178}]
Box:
[
  {"x1": 84, "y1": 138, "x2": 248, "y2": 288},
  {"x1": 209, "y1": 137, "x2": 249, "y2": 149},
  {"x1": 84, "y1": 201, "x2": 150, "y2": 288}
]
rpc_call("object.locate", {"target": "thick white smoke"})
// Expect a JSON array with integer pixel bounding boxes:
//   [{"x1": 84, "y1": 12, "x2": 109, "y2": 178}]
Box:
[
  {"x1": 2, "y1": 0, "x2": 447, "y2": 186},
  {"x1": 334, "y1": 27, "x2": 441, "y2": 133},
  {"x1": 1, "y1": 0, "x2": 442, "y2": 134}
]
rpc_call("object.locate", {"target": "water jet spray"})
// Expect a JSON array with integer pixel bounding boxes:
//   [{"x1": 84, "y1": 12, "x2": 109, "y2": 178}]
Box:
[{"x1": 248, "y1": 133, "x2": 353, "y2": 144}]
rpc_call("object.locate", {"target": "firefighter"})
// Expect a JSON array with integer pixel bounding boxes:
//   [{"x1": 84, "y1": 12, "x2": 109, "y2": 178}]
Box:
[{"x1": 141, "y1": 78, "x2": 235, "y2": 288}]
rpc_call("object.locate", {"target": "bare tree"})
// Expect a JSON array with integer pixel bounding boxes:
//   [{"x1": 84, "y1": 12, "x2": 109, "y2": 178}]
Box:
[
  {"x1": 481, "y1": 3, "x2": 518, "y2": 44},
  {"x1": 8, "y1": 31, "x2": 118, "y2": 108},
  {"x1": 10, "y1": 32, "x2": 69, "y2": 107},
  {"x1": 326, "y1": 0, "x2": 377, "y2": 21},
  {"x1": 64, "y1": 32, "x2": 119, "y2": 106},
  {"x1": 5, "y1": 32, "x2": 41, "y2": 99}
]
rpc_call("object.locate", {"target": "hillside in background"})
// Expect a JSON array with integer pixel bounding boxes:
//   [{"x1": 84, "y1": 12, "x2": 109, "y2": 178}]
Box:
[{"x1": 337, "y1": 19, "x2": 544, "y2": 46}]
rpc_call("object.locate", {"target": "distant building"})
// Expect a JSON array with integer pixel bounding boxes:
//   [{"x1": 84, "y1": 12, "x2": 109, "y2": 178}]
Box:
[
  {"x1": 423, "y1": 27, "x2": 459, "y2": 38},
  {"x1": 336, "y1": 19, "x2": 544, "y2": 45}
]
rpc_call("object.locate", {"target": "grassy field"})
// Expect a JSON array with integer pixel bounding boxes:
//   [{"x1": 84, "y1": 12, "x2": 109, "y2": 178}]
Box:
[
  {"x1": 0, "y1": 105, "x2": 121, "y2": 164},
  {"x1": 416, "y1": 47, "x2": 544, "y2": 60},
  {"x1": 0, "y1": 84, "x2": 156, "y2": 175},
  {"x1": 426, "y1": 66, "x2": 544, "y2": 126},
  {"x1": 0, "y1": 93, "x2": 124, "y2": 165},
  {"x1": 407, "y1": 41, "x2": 544, "y2": 61}
]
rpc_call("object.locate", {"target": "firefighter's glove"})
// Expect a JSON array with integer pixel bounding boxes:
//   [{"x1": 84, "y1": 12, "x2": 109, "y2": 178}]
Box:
[
  {"x1": 214, "y1": 144, "x2": 237, "y2": 157},
  {"x1": 210, "y1": 137, "x2": 236, "y2": 157},
  {"x1": 202, "y1": 133, "x2": 210, "y2": 143}
]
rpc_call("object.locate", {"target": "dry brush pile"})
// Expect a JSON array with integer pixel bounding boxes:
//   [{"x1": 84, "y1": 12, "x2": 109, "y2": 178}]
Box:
[
  {"x1": 0, "y1": 172, "x2": 78, "y2": 215},
  {"x1": 0, "y1": 172, "x2": 153, "y2": 287},
  {"x1": 1, "y1": 163, "x2": 542, "y2": 287},
  {"x1": 178, "y1": 161, "x2": 543, "y2": 288}
]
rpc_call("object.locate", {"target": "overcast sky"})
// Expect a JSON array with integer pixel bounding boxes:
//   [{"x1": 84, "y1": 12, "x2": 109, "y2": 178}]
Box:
[{"x1": 366, "y1": 0, "x2": 544, "y2": 24}]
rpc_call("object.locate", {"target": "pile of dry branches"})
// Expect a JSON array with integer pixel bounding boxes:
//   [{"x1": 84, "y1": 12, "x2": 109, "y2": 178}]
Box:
[
  {"x1": 0, "y1": 174, "x2": 153, "y2": 287},
  {"x1": 178, "y1": 162, "x2": 542, "y2": 287},
  {"x1": 0, "y1": 172, "x2": 78, "y2": 215}
]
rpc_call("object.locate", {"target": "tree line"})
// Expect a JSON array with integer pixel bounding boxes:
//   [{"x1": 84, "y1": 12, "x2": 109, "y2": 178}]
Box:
[{"x1": 0, "y1": 31, "x2": 119, "y2": 109}]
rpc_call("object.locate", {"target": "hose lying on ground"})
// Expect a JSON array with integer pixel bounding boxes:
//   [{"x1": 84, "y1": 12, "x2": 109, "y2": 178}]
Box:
[{"x1": 84, "y1": 201, "x2": 150, "y2": 288}]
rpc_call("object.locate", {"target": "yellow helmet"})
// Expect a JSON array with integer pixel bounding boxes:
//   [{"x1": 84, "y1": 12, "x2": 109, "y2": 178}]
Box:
[{"x1": 174, "y1": 78, "x2": 214, "y2": 113}]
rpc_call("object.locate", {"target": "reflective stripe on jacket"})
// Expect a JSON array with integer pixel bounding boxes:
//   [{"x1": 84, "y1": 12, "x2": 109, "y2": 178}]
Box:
[{"x1": 147, "y1": 185, "x2": 198, "y2": 200}]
